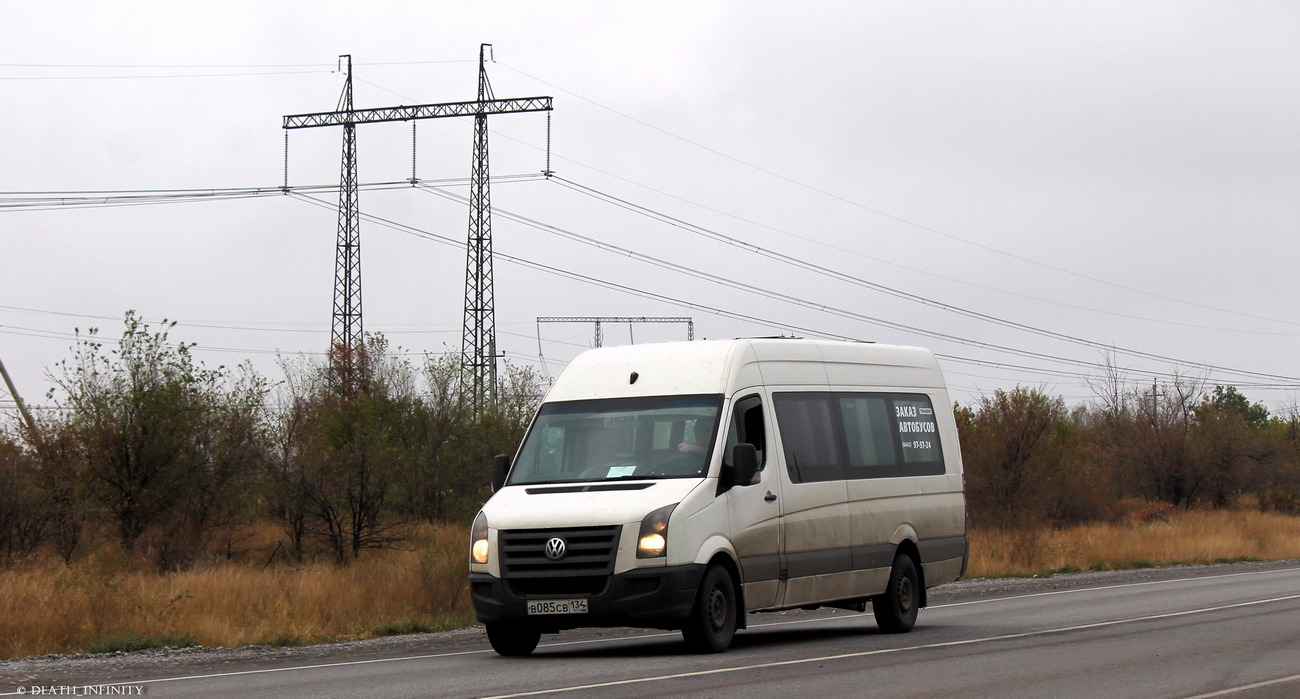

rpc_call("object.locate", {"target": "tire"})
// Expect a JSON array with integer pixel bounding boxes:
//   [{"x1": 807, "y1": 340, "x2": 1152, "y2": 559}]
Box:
[
  {"x1": 485, "y1": 621, "x2": 541, "y2": 657},
  {"x1": 682, "y1": 564, "x2": 738, "y2": 653},
  {"x1": 873, "y1": 554, "x2": 920, "y2": 633}
]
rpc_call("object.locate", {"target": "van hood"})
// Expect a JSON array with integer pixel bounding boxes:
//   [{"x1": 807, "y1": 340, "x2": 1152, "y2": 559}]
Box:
[{"x1": 481, "y1": 478, "x2": 705, "y2": 529}]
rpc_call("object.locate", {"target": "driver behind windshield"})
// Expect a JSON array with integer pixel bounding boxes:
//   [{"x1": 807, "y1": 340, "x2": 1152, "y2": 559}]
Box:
[{"x1": 677, "y1": 416, "x2": 716, "y2": 456}]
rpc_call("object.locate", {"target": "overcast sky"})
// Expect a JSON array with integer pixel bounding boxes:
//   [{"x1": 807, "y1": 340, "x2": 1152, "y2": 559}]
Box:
[{"x1": 3, "y1": 1, "x2": 1299, "y2": 417}]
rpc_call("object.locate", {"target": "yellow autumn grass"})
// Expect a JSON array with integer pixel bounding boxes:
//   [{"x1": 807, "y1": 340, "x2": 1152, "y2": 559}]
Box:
[
  {"x1": 969, "y1": 509, "x2": 1300, "y2": 578},
  {"x1": 0, "y1": 523, "x2": 475, "y2": 660},
  {"x1": 3, "y1": 511, "x2": 1299, "y2": 660}
]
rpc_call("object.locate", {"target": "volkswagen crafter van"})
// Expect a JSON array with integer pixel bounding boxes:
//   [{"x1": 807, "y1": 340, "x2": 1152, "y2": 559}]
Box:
[{"x1": 469, "y1": 338, "x2": 968, "y2": 655}]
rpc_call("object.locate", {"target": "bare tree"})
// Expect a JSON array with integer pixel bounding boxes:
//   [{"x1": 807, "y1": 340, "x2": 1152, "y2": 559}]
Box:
[
  {"x1": 1132, "y1": 375, "x2": 1207, "y2": 507},
  {"x1": 267, "y1": 353, "x2": 321, "y2": 561}
]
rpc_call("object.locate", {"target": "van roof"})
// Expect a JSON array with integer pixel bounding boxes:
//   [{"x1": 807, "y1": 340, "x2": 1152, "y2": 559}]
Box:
[{"x1": 543, "y1": 338, "x2": 945, "y2": 402}]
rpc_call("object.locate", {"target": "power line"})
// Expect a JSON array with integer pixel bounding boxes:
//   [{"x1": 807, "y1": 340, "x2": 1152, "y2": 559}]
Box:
[
  {"x1": 0, "y1": 70, "x2": 334, "y2": 81},
  {"x1": 1, "y1": 308, "x2": 576, "y2": 365},
  {"x1": 6, "y1": 144, "x2": 1283, "y2": 386},
  {"x1": 412, "y1": 182, "x2": 1300, "y2": 387},
  {"x1": 546, "y1": 176, "x2": 1300, "y2": 339},
  {"x1": 9, "y1": 176, "x2": 1293, "y2": 393},
  {"x1": 0, "y1": 323, "x2": 326, "y2": 358},
  {"x1": 289, "y1": 191, "x2": 1296, "y2": 393},
  {"x1": 544, "y1": 177, "x2": 1300, "y2": 374},
  {"x1": 4, "y1": 130, "x2": 1290, "y2": 398},
  {"x1": 496, "y1": 61, "x2": 1300, "y2": 331},
  {"x1": 0, "y1": 176, "x2": 543, "y2": 211},
  {"x1": 490, "y1": 126, "x2": 1288, "y2": 339},
  {"x1": 9, "y1": 191, "x2": 1292, "y2": 407},
  {"x1": 1, "y1": 60, "x2": 471, "y2": 69}
]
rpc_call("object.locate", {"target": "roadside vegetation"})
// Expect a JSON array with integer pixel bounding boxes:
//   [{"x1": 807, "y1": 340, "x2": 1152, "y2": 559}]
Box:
[
  {"x1": 969, "y1": 507, "x2": 1300, "y2": 578},
  {"x1": 1, "y1": 314, "x2": 1298, "y2": 659},
  {"x1": 0, "y1": 523, "x2": 474, "y2": 659}
]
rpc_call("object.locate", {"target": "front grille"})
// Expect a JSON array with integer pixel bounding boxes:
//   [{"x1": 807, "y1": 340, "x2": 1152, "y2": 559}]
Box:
[
  {"x1": 499, "y1": 525, "x2": 621, "y2": 597},
  {"x1": 507, "y1": 576, "x2": 608, "y2": 597}
]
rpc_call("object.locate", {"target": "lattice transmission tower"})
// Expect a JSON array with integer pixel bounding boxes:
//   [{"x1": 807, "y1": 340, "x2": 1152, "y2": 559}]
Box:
[
  {"x1": 283, "y1": 48, "x2": 552, "y2": 401},
  {"x1": 333, "y1": 56, "x2": 363, "y2": 385},
  {"x1": 461, "y1": 44, "x2": 499, "y2": 410}
]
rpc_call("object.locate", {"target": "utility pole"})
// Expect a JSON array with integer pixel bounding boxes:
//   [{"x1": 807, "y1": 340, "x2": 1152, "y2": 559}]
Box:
[
  {"x1": 0, "y1": 355, "x2": 43, "y2": 454},
  {"x1": 0, "y1": 356, "x2": 36, "y2": 437},
  {"x1": 283, "y1": 47, "x2": 551, "y2": 406},
  {"x1": 537, "y1": 316, "x2": 695, "y2": 348},
  {"x1": 1150, "y1": 379, "x2": 1165, "y2": 428}
]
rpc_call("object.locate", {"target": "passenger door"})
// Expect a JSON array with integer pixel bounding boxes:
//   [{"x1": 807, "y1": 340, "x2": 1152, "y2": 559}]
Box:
[
  {"x1": 723, "y1": 393, "x2": 783, "y2": 610},
  {"x1": 770, "y1": 392, "x2": 852, "y2": 608}
]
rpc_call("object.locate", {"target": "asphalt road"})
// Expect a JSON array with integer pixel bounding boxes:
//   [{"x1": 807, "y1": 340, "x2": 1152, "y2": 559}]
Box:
[{"x1": 4, "y1": 562, "x2": 1299, "y2": 698}]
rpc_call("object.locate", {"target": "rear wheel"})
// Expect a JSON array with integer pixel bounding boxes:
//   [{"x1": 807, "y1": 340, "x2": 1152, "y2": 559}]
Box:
[
  {"x1": 485, "y1": 621, "x2": 541, "y2": 657},
  {"x1": 682, "y1": 564, "x2": 738, "y2": 653},
  {"x1": 872, "y1": 554, "x2": 920, "y2": 633}
]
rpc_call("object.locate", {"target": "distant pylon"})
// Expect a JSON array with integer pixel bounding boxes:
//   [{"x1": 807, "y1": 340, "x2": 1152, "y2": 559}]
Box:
[
  {"x1": 536, "y1": 317, "x2": 695, "y2": 348},
  {"x1": 333, "y1": 55, "x2": 363, "y2": 388},
  {"x1": 460, "y1": 44, "x2": 499, "y2": 411}
]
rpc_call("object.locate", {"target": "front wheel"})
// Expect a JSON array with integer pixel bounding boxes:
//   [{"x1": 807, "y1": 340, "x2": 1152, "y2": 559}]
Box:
[
  {"x1": 872, "y1": 554, "x2": 920, "y2": 633},
  {"x1": 485, "y1": 621, "x2": 541, "y2": 657},
  {"x1": 682, "y1": 564, "x2": 738, "y2": 653}
]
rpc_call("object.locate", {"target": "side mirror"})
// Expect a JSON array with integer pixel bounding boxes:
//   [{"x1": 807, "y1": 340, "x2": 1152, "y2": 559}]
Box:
[
  {"x1": 491, "y1": 454, "x2": 511, "y2": 492},
  {"x1": 728, "y1": 443, "x2": 759, "y2": 488}
]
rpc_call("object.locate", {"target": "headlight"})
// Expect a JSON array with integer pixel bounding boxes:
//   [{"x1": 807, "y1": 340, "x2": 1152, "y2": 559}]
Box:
[
  {"x1": 637, "y1": 503, "x2": 677, "y2": 559},
  {"x1": 471, "y1": 511, "x2": 490, "y2": 564}
]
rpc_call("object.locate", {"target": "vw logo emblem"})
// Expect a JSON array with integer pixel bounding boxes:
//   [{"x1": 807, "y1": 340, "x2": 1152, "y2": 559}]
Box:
[{"x1": 544, "y1": 537, "x2": 567, "y2": 561}]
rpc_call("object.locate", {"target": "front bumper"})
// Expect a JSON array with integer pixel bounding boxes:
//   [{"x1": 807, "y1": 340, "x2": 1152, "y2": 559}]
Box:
[{"x1": 470, "y1": 563, "x2": 706, "y2": 630}]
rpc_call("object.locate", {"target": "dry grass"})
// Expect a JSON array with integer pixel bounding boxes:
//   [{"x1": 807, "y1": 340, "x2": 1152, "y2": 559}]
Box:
[
  {"x1": 969, "y1": 508, "x2": 1300, "y2": 578},
  {"x1": 0, "y1": 523, "x2": 474, "y2": 660},
  {"x1": 4, "y1": 510, "x2": 1298, "y2": 660}
]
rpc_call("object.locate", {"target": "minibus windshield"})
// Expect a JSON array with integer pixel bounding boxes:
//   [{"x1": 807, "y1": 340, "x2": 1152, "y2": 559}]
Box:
[{"x1": 508, "y1": 395, "x2": 723, "y2": 485}]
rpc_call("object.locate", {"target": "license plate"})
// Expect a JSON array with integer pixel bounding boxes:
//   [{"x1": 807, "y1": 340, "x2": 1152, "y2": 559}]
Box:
[{"x1": 527, "y1": 598, "x2": 588, "y2": 615}]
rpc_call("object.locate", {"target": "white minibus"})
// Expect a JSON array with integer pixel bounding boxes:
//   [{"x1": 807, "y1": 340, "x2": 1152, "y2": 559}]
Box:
[{"x1": 469, "y1": 338, "x2": 968, "y2": 655}]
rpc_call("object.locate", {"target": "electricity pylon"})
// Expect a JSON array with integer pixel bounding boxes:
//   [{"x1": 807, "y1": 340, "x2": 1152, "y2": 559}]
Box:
[
  {"x1": 462, "y1": 44, "x2": 498, "y2": 411},
  {"x1": 283, "y1": 48, "x2": 552, "y2": 403},
  {"x1": 333, "y1": 55, "x2": 362, "y2": 390}
]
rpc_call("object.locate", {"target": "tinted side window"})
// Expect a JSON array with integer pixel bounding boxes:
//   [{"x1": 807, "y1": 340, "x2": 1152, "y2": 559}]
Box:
[
  {"x1": 772, "y1": 391, "x2": 946, "y2": 482},
  {"x1": 839, "y1": 395, "x2": 899, "y2": 478},
  {"x1": 773, "y1": 393, "x2": 845, "y2": 483},
  {"x1": 892, "y1": 395, "x2": 944, "y2": 475}
]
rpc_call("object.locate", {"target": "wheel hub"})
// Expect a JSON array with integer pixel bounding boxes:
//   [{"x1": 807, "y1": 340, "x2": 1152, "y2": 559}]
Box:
[
  {"x1": 708, "y1": 587, "x2": 728, "y2": 629},
  {"x1": 897, "y1": 576, "x2": 915, "y2": 613}
]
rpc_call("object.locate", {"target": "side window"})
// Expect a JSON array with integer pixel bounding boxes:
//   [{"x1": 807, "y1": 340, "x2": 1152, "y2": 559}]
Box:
[
  {"x1": 724, "y1": 394, "x2": 767, "y2": 471},
  {"x1": 839, "y1": 395, "x2": 898, "y2": 477},
  {"x1": 892, "y1": 395, "x2": 944, "y2": 475},
  {"x1": 773, "y1": 393, "x2": 845, "y2": 483},
  {"x1": 769, "y1": 391, "x2": 947, "y2": 482},
  {"x1": 741, "y1": 401, "x2": 767, "y2": 468}
]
